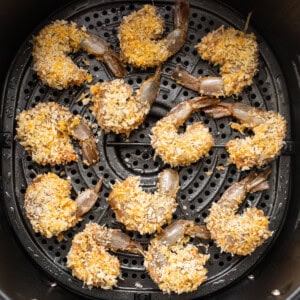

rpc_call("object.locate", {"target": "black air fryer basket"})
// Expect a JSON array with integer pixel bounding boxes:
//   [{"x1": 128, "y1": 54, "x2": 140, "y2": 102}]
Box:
[{"x1": 1, "y1": 0, "x2": 300, "y2": 299}]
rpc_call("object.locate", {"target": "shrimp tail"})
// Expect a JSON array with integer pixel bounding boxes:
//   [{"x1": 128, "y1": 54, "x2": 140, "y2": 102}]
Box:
[
  {"x1": 72, "y1": 120, "x2": 100, "y2": 166},
  {"x1": 81, "y1": 32, "x2": 127, "y2": 78},
  {"x1": 138, "y1": 66, "x2": 161, "y2": 106},
  {"x1": 75, "y1": 176, "x2": 104, "y2": 218},
  {"x1": 245, "y1": 168, "x2": 271, "y2": 193},
  {"x1": 202, "y1": 102, "x2": 233, "y2": 119},
  {"x1": 171, "y1": 66, "x2": 224, "y2": 96},
  {"x1": 166, "y1": 0, "x2": 190, "y2": 56},
  {"x1": 157, "y1": 168, "x2": 179, "y2": 198}
]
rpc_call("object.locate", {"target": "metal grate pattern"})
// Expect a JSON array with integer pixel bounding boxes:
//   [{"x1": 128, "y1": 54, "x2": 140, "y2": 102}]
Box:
[{"x1": 1, "y1": 0, "x2": 291, "y2": 299}]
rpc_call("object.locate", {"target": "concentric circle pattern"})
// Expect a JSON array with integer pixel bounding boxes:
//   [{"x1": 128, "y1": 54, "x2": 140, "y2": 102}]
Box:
[{"x1": 1, "y1": 0, "x2": 291, "y2": 299}]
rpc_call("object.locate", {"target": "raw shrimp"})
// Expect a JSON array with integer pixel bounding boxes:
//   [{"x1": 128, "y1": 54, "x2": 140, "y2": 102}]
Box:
[
  {"x1": 150, "y1": 96, "x2": 219, "y2": 167},
  {"x1": 171, "y1": 26, "x2": 258, "y2": 96},
  {"x1": 33, "y1": 20, "x2": 126, "y2": 90},
  {"x1": 144, "y1": 220, "x2": 210, "y2": 294},
  {"x1": 90, "y1": 67, "x2": 161, "y2": 137},
  {"x1": 118, "y1": 0, "x2": 189, "y2": 68},
  {"x1": 16, "y1": 102, "x2": 99, "y2": 166},
  {"x1": 205, "y1": 169, "x2": 273, "y2": 255},
  {"x1": 108, "y1": 169, "x2": 179, "y2": 234},
  {"x1": 203, "y1": 102, "x2": 287, "y2": 170},
  {"x1": 67, "y1": 223, "x2": 143, "y2": 289},
  {"x1": 24, "y1": 173, "x2": 103, "y2": 238}
]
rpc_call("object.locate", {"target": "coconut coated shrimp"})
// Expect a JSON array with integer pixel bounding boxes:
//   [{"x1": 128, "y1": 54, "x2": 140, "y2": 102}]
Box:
[
  {"x1": 144, "y1": 220, "x2": 210, "y2": 294},
  {"x1": 203, "y1": 102, "x2": 287, "y2": 170},
  {"x1": 67, "y1": 223, "x2": 143, "y2": 289},
  {"x1": 90, "y1": 67, "x2": 161, "y2": 137},
  {"x1": 118, "y1": 0, "x2": 189, "y2": 68},
  {"x1": 16, "y1": 102, "x2": 99, "y2": 166},
  {"x1": 150, "y1": 96, "x2": 219, "y2": 167},
  {"x1": 171, "y1": 26, "x2": 258, "y2": 97},
  {"x1": 108, "y1": 169, "x2": 179, "y2": 234},
  {"x1": 33, "y1": 20, "x2": 126, "y2": 90},
  {"x1": 205, "y1": 169, "x2": 272, "y2": 255},
  {"x1": 24, "y1": 173, "x2": 103, "y2": 238}
]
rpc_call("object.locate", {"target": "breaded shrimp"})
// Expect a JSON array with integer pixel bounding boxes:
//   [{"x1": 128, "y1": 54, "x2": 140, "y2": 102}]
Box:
[
  {"x1": 24, "y1": 173, "x2": 103, "y2": 238},
  {"x1": 90, "y1": 67, "x2": 161, "y2": 137},
  {"x1": 144, "y1": 220, "x2": 210, "y2": 294},
  {"x1": 108, "y1": 169, "x2": 179, "y2": 234},
  {"x1": 33, "y1": 20, "x2": 126, "y2": 89},
  {"x1": 16, "y1": 102, "x2": 99, "y2": 166},
  {"x1": 118, "y1": 0, "x2": 189, "y2": 68},
  {"x1": 203, "y1": 102, "x2": 287, "y2": 170},
  {"x1": 150, "y1": 96, "x2": 219, "y2": 167},
  {"x1": 205, "y1": 169, "x2": 273, "y2": 255},
  {"x1": 67, "y1": 223, "x2": 143, "y2": 289},
  {"x1": 171, "y1": 26, "x2": 258, "y2": 96}
]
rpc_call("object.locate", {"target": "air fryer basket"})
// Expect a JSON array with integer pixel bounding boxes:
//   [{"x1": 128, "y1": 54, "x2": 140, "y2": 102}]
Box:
[{"x1": 0, "y1": 0, "x2": 294, "y2": 299}]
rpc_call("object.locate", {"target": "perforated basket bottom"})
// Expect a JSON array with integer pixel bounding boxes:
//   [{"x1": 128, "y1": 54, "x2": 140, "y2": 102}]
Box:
[{"x1": 1, "y1": 0, "x2": 291, "y2": 299}]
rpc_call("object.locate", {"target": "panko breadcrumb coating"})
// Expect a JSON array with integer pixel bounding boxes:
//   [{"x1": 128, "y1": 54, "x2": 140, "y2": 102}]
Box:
[
  {"x1": 227, "y1": 111, "x2": 287, "y2": 170},
  {"x1": 144, "y1": 220, "x2": 210, "y2": 294},
  {"x1": 33, "y1": 20, "x2": 91, "y2": 90},
  {"x1": 67, "y1": 223, "x2": 121, "y2": 289},
  {"x1": 24, "y1": 173, "x2": 78, "y2": 238},
  {"x1": 16, "y1": 102, "x2": 79, "y2": 165},
  {"x1": 119, "y1": 0, "x2": 189, "y2": 68},
  {"x1": 203, "y1": 102, "x2": 287, "y2": 170},
  {"x1": 151, "y1": 97, "x2": 219, "y2": 167},
  {"x1": 196, "y1": 26, "x2": 259, "y2": 96},
  {"x1": 108, "y1": 169, "x2": 179, "y2": 234},
  {"x1": 90, "y1": 68, "x2": 160, "y2": 137},
  {"x1": 205, "y1": 169, "x2": 273, "y2": 255}
]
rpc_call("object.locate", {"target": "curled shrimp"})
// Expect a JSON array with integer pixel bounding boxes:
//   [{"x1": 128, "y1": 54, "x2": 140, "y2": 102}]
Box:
[
  {"x1": 150, "y1": 96, "x2": 219, "y2": 167},
  {"x1": 108, "y1": 169, "x2": 179, "y2": 234},
  {"x1": 118, "y1": 0, "x2": 189, "y2": 68},
  {"x1": 33, "y1": 20, "x2": 126, "y2": 90},
  {"x1": 205, "y1": 169, "x2": 273, "y2": 255},
  {"x1": 24, "y1": 173, "x2": 103, "y2": 238},
  {"x1": 90, "y1": 67, "x2": 161, "y2": 137},
  {"x1": 144, "y1": 220, "x2": 210, "y2": 294},
  {"x1": 203, "y1": 102, "x2": 287, "y2": 170},
  {"x1": 67, "y1": 223, "x2": 143, "y2": 289},
  {"x1": 171, "y1": 26, "x2": 258, "y2": 97},
  {"x1": 16, "y1": 102, "x2": 99, "y2": 166}
]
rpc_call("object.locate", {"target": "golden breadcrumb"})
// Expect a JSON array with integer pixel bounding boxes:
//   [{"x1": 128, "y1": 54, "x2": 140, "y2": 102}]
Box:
[
  {"x1": 90, "y1": 80, "x2": 151, "y2": 136},
  {"x1": 144, "y1": 237, "x2": 209, "y2": 294},
  {"x1": 24, "y1": 173, "x2": 78, "y2": 238},
  {"x1": 151, "y1": 114, "x2": 214, "y2": 167},
  {"x1": 205, "y1": 203, "x2": 272, "y2": 255},
  {"x1": 67, "y1": 223, "x2": 120, "y2": 289},
  {"x1": 227, "y1": 110, "x2": 286, "y2": 170},
  {"x1": 16, "y1": 102, "x2": 80, "y2": 166},
  {"x1": 196, "y1": 26, "x2": 258, "y2": 96},
  {"x1": 119, "y1": 5, "x2": 169, "y2": 68},
  {"x1": 108, "y1": 176, "x2": 178, "y2": 234},
  {"x1": 33, "y1": 20, "x2": 92, "y2": 89}
]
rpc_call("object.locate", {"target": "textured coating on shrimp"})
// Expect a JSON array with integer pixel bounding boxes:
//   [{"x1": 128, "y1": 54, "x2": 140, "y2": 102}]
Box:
[
  {"x1": 196, "y1": 26, "x2": 258, "y2": 96},
  {"x1": 33, "y1": 20, "x2": 125, "y2": 89},
  {"x1": 90, "y1": 68, "x2": 160, "y2": 136},
  {"x1": 33, "y1": 20, "x2": 91, "y2": 89},
  {"x1": 151, "y1": 97, "x2": 219, "y2": 167},
  {"x1": 24, "y1": 173, "x2": 78, "y2": 238},
  {"x1": 16, "y1": 102, "x2": 99, "y2": 166},
  {"x1": 205, "y1": 169, "x2": 273, "y2": 255},
  {"x1": 144, "y1": 220, "x2": 210, "y2": 294},
  {"x1": 108, "y1": 169, "x2": 179, "y2": 234},
  {"x1": 119, "y1": 0, "x2": 189, "y2": 68},
  {"x1": 67, "y1": 224, "x2": 121, "y2": 289},
  {"x1": 67, "y1": 223, "x2": 142, "y2": 288},
  {"x1": 203, "y1": 102, "x2": 287, "y2": 170}
]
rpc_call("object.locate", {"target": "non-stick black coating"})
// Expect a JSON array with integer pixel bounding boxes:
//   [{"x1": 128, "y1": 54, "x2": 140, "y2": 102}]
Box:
[{"x1": 0, "y1": 2, "x2": 296, "y2": 298}]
